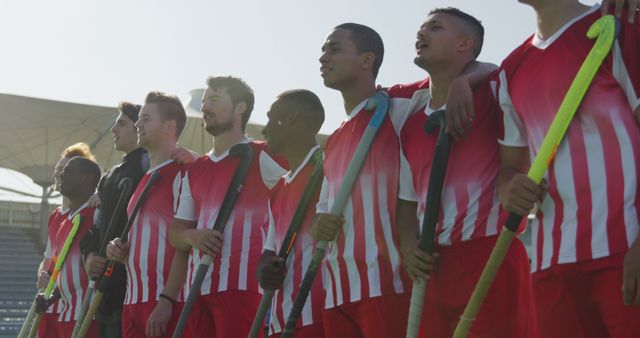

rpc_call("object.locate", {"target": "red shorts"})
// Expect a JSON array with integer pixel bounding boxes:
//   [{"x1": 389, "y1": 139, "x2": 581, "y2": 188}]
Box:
[
  {"x1": 187, "y1": 290, "x2": 262, "y2": 338},
  {"x1": 269, "y1": 322, "x2": 324, "y2": 338},
  {"x1": 38, "y1": 314, "x2": 98, "y2": 338},
  {"x1": 532, "y1": 253, "x2": 640, "y2": 338},
  {"x1": 322, "y1": 293, "x2": 410, "y2": 338},
  {"x1": 122, "y1": 301, "x2": 187, "y2": 338},
  {"x1": 420, "y1": 235, "x2": 539, "y2": 338}
]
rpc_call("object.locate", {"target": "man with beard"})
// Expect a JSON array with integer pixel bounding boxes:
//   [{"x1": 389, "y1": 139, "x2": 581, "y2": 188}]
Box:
[
  {"x1": 80, "y1": 102, "x2": 149, "y2": 338},
  {"x1": 170, "y1": 76, "x2": 286, "y2": 338}
]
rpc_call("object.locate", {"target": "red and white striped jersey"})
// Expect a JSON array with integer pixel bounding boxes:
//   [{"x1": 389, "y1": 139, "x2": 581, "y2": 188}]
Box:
[
  {"x1": 124, "y1": 160, "x2": 186, "y2": 305},
  {"x1": 497, "y1": 5, "x2": 640, "y2": 272},
  {"x1": 49, "y1": 203, "x2": 96, "y2": 322},
  {"x1": 399, "y1": 79, "x2": 508, "y2": 246},
  {"x1": 175, "y1": 140, "x2": 286, "y2": 296},
  {"x1": 43, "y1": 207, "x2": 70, "y2": 315},
  {"x1": 316, "y1": 90, "x2": 428, "y2": 309},
  {"x1": 264, "y1": 145, "x2": 323, "y2": 334}
]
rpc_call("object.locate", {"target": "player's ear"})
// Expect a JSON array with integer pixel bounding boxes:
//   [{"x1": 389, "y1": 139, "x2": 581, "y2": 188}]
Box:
[
  {"x1": 458, "y1": 35, "x2": 474, "y2": 55},
  {"x1": 360, "y1": 51, "x2": 376, "y2": 73},
  {"x1": 234, "y1": 101, "x2": 248, "y2": 116}
]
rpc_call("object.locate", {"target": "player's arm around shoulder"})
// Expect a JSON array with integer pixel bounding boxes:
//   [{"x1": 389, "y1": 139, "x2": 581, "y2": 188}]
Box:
[{"x1": 446, "y1": 61, "x2": 498, "y2": 140}]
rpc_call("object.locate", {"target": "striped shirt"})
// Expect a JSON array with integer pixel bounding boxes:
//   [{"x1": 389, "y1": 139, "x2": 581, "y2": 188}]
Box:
[{"x1": 497, "y1": 5, "x2": 640, "y2": 272}]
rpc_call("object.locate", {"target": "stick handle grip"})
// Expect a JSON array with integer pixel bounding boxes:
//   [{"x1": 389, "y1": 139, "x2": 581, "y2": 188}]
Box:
[
  {"x1": 76, "y1": 291, "x2": 103, "y2": 338},
  {"x1": 248, "y1": 289, "x2": 274, "y2": 338},
  {"x1": 18, "y1": 290, "x2": 41, "y2": 338},
  {"x1": 406, "y1": 280, "x2": 428, "y2": 338},
  {"x1": 172, "y1": 260, "x2": 211, "y2": 338}
]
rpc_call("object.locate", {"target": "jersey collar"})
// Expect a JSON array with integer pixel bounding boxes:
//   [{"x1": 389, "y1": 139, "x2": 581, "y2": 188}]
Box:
[
  {"x1": 285, "y1": 145, "x2": 321, "y2": 184},
  {"x1": 208, "y1": 138, "x2": 252, "y2": 163},
  {"x1": 532, "y1": 5, "x2": 599, "y2": 49}
]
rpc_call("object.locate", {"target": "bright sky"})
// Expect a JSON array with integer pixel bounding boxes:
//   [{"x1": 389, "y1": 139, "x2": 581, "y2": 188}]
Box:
[{"x1": 0, "y1": 0, "x2": 600, "y2": 200}]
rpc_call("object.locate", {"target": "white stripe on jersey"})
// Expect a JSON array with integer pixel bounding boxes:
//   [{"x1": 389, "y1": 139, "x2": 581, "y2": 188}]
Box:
[
  {"x1": 300, "y1": 231, "x2": 314, "y2": 325},
  {"x1": 537, "y1": 188, "x2": 556, "y2": 271},
  {"x1": 439, "y1": 187, "x2": 458, "y2": 246},
  {"x1": 362, "y1": 174, "x2": 381, "y2": 298},
  {"x1": 128, "y1": 220, "x2": 140, "y2": 303},
  {"x1": 216, "y1": 211, "x2": 235, "y2": 293},
  {"x1": 461, "y1": 183, "x2": 482, "y2": 241},
  {"x1": 555, "y1": 140, "x2": 578, "y2": 265},
  {"x1": 343, "y1": 197, "x2": 361, "y2": 303},
  {"x1": 377, "y1": 174, "x2": 404, "y2": 293},
  {"x1": 140, "y1": 217, "x2": 151, "y2": 303},
  {"x1": 156, "y1": 219, "x2": 167, "y2": 301},
  {"x1": 612, "y1": 42, "x2": 640, "y2": 110},
  {"x1": 611, "y1": 112, "x2": 640, "y2": 247},
  {"x1": 71, "y1": 254, "x2": 82, "y2": 321},
  {"x1": 583, "y1": 115, "x2": 610, "y2": 259},
  {"x1": 486, "y1": 193, "x2": 501, "y2": 237},
  {"x1": 239, "y1": 210, "x2": 253, "y2": 290}
]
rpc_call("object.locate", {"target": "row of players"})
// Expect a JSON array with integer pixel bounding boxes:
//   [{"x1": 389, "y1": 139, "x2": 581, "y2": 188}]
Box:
[{"x1": 37, "y1": 1, "x2": 640, "y2": 337}]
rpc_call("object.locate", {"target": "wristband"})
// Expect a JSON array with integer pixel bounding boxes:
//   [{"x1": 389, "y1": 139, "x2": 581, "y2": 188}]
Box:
[{"x1": 159, "y1": 293, "x2": 176, "y2": 304}]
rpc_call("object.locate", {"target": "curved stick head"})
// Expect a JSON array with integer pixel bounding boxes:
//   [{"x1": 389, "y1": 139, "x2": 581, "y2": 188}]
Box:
[
  {"x1": 229, "y1": 142, "x2": 252, "y2": 158},
  {"x1": 118, "y1": 177, "x2": 134, "y2": 193},
  {"x1": 424, "y1": 109, "x2": 446, "y2": 134}
]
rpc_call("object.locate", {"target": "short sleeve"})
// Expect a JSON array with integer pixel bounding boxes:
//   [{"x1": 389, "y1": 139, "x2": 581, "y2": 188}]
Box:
[
  {"x1": 259, "y1": 151, "x2": 287, "y2": 189},
  {"x1": 398, "y1": 149, "x2": 418, "y2": 202},
  {"x1": 174, "y1": 172, "x2": 196, "y2": 221},
  {"x1": 315, "y1": 177, "x2": 329, "y2": 214},
  {"x1": 612, "y1": 17, "x2": 640, "y2": 111},
  {"x1": 264, "y1": 201, "x2": 276, "y2": 252},
  {"x1": 43, "y1": 238, "x2": 52, "y2": 259},
  {"x1": 496, "y1": 69, "x2": 528, "y2": 147}
]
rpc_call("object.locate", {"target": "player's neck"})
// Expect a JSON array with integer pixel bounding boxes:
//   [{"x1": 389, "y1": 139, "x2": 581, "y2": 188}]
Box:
[
  {"x1": 284, "y1": 138, "x2": 317, "y2": 172},
  {"x1": 67, "y1": 192, "x2": 90, "y2": 214},
  {"x1": 61, "y1": 197, "x2": 70, "y2": 210},
  {"x1": 428, "y1": 63, "x2": 466, "y2": 108},
  {"x1": 533, "y1": 1, "x2": 590, "y2": 40},
  {"x1": 339, "y1": 79, "x2": 376, "y2": 114},
  {"x1": 147, "y1": 141, "x2": 176, "y2": 169},
  {"x1": 212, "y1": 129, "x2": 248, "y2": 156}
]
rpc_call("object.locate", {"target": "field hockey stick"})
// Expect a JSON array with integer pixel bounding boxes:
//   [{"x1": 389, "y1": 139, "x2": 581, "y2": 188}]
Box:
[
  {"x1": 405, "y1": 110, "x2": 452, "y2": 337},
  {"x1": 452, "y1": 15, "x2": 618, "y2": 338}
]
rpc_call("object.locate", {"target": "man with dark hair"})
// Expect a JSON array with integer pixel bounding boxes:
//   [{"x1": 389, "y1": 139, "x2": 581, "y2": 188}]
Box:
[
  {"x1": 79, "y1": 101, "x2": 149, "y2": 338},
  {"x1": 107, "y1": 92, "x2": 191, "y2": 338},
  {"x1": 37, "y1": 156, "x2": 101, "y2": 337},
  {"x1": 36, "y1": 143, "x2": 97, "y2": 337},
  {"x1": 206, "y1": 76, "x2": 255, "y2": 132},
  {"x1": 396, "y1": 8, "x2": 538, "y2": 337},
  {"x1": 169, "y1": 76, "x2": 286, "y2": 338},
  {"x1": 498, "y1": 1, "x2": 640, "y2": 337},
  {"x1": 311, "y1": 22, "x2": 429, "y2": 337},
  {"x1": 257, "y1": 89, "x2": 326, "y2": 338}
]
